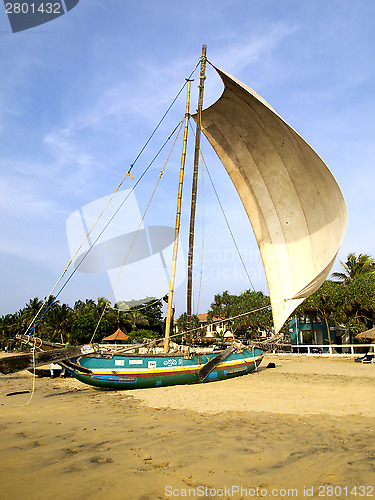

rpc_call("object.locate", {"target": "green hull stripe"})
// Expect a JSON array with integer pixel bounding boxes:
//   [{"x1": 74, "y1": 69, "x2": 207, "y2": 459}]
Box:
[{"x1": 72, "y1": 358, "x2": 262, "y2": 390}]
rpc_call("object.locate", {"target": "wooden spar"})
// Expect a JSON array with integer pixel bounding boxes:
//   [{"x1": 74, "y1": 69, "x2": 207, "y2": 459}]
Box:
[
  {"x1": 186, "y1": 44, "x2": 207, "y2": 336},
  {"x1": 198, "y1": 345, "x2": 236, "y2": 381},
  {"x1": 163, "y1": 79, "x2": 192, "y2": 353},
  {"x1": 0, "y1": 345, "x2": 89, "y2": 375},
  {"x1": 15, "y1": 334, "x2": 64, "y2": 350}
]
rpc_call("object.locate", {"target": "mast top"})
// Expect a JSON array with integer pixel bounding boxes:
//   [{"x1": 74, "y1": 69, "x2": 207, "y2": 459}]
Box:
[{"x1": 186, "y1": 45, "x2": 208, "y2": 336}]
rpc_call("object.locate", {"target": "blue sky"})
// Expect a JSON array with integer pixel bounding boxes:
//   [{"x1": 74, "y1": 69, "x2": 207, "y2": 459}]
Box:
[{"x1": 1, "y1": 0, "x2": 375, "y2": 317}]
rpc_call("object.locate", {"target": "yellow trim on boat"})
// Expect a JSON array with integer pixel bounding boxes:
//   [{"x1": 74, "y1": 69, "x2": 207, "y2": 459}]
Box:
[{"x1": 78, "y1": 355, "x2": 263, "y2": 376}]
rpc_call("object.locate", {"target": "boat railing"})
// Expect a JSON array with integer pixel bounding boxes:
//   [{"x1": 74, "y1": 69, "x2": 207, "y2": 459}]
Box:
[
  {"x1": 98, "y1": 343, "x2": 228, "y2": 355},
  {"x1": 288, "y1": 343, "x2": 375, "y2": 356}
]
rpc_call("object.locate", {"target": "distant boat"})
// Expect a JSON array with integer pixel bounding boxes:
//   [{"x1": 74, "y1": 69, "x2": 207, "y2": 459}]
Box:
[{"x1": 6, "y1": 45, "x2": 346, "y2": 389}]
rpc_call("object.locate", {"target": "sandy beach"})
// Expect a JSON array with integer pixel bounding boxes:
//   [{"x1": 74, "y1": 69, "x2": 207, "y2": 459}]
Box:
[{"x1": 1, "y1": 353, "x2": 375, "y2": 499}]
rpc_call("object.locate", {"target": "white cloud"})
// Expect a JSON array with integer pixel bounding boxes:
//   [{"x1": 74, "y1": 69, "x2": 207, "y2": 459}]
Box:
[
  {"x1": 0, "y1": 165, "x2": 57, "y2": 217},
  {"x1": 209, "y1": 24, "x2": 298, "y2": 76},
  {"x1": 43, "y1": 126, "x2": 93, "y2": 167}
]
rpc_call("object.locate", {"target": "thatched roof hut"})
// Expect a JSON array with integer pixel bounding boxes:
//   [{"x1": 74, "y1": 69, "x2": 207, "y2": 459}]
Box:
[
  {"x1": 355, "y1": 327, "x2": 375, "y2": 341},
  {"x1": 102, "y1": 328, "x2": 129, "y2": 343}
]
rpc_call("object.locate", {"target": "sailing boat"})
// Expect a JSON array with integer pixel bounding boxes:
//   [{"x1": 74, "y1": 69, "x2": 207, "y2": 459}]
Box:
[{"x1": 2, "y1": 45, "x2": 346, "y2": 389}]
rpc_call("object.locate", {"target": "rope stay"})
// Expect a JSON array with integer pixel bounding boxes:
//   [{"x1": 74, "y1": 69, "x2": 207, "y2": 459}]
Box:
[
  {"x1": 90, "y1": 120, "x2": 185, "y2": 342},
  {"x1": 127, "y1": 60, "x2": 200, "y2": 176},
  {"x1": 24, "y1": 165, "x2": 137, "y2": 337},
  {"x1": 188, "y1": 121, "x2": 256, "y2": 292},
  {"x1": 204, "y1": 161, "x2": 256, "y2": 292},
  {"x1": 195, "y1": 142, "x2": 205, "y2": 316},
  {"x1": 151, "y1": 303, "x2": 272, "y2": 344},
  {"x1": 25, "y1": 120, "x2": 184, "y2": 337},
  {"x1": 23, "y1": 60, "x2": 201, "y2": 337},
  {"x1": 108, "y1": 302, "x2": 271, "y2": 351}
]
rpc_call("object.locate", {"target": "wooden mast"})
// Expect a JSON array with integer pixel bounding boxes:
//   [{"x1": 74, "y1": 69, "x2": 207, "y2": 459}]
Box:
[
  {"x1": 186, "y1": 44, "x2": 207, "y2": 337},
  {"x1": 163, "y1": 79, "x2": 192, "y2": 353}
]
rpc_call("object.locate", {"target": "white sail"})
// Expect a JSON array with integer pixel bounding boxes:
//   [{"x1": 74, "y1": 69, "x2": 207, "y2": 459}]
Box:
[{"x1": 198, "y1": 66, "x2": 347, "y2": 334}]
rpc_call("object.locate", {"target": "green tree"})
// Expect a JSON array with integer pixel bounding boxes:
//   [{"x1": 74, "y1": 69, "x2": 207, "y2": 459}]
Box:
[
  {"x1": 295, "y1": 280, "x2": 344, "y2": 346},
  {"x1": 21, "y1": 297, "x2": 43, "y2": 334},
  {"x1": 207, "y1": 289, "x2": 272, "y2": 339},
  {"x1": 340, "y1": 274, "x2": 375, "y2": 335},
  {"x1": 71, "y1": 310, "x2": 111, "y2": 344},
  {"x1": 0, "y1": 311, "x2": 23, "y2": 348},
  {"x1": 116, "y1": 300, "x2": 163, "y2": 336},
  {"x1": 141, "y1": 300, "x2": 163, "y2": 332},
  {"x1": 71, "y1": 298, "x2": 112, "y2": 344},
  {"x1": 126, "y1": 328, "x2": 162, "y2": 343},
  {"x1": 176, "y1": 312, "x2": 201, "y2": 333},
  {"x1": 332, "y1": 252, "x2": 375, "y2": 284},
  {"x1": 331, "y1": 253, "x2": 375, "y2": 337},
  {"x1": 43, "y1": 302, "x2": 74, "y2": 344}
]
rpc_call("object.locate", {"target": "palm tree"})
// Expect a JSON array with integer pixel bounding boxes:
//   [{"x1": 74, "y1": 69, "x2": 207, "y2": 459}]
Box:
[
  {"x1": 295, "y1": 280, "x2": 344, "y2": 348},
  {"x1": 21, "y1": 297, "x2": 43, "y2": 333},
  {"x1": 43, "y1": 303, "x2": 74, "y2": 344},
  {"x1": 332, "y1": 253, "x2": 375, "y2": 284}
]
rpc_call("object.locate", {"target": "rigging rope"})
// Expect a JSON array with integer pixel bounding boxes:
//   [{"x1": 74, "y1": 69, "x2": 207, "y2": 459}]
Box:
[
  {"x1": 188, "y1": 121, "x2": 256, "y2": 292},
  {"x1": 27, "y1": 120, "x2": 183, "y2": 336},
  {"x1": 179, "y1": 304, "x2": 271, "y2": 338},
  {"x1": 23, "y1": 60, "x2": 201, "y2": 338},
  {"x1": 205, "y1": 162, "x2": 256, "y2": 292},
  {"x1": 127, "y1": 60, "x2": 200, "y2": 176},
  {"x1": 15, "y1": 338, "x2": 37, "y2": 407},
  {"x1": 24, "y1": 168, "x2": 136, "y2": 337},
  {"x1": 141, "y1": 302, "x2": 272, "y2": 346},
  {"x1": 195, "y1": 145, "x2": 205, "y2": 315},
  {"x1": 111, "y1": 301, "x2": 271, "y2": 350},
  {"x1": 90, "y1": 120, "x2": 184, "y2": 342}
]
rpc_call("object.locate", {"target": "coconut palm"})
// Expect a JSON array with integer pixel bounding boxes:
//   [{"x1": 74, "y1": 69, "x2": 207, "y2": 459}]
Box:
[
  {"x1": 21, "y1": 297, "x2": 43, "y2": 333},
  {"x1": 332, "y1": 253, "x2": 375, "y2": 284},
  {"x1": 43, "y1": 303, "x2": 74, "y2": 344}
]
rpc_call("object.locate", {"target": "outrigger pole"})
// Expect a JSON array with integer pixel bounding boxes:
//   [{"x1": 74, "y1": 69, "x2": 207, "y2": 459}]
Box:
[{"x1": 186, "y1": 44, "x2": 207, "y2": 336}]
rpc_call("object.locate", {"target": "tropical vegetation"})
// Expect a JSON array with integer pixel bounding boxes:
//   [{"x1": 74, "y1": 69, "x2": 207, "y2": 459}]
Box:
[
  {"x1": 296, "y1": 253, "x2": 375, "y2": 340},
  {"x1": 207, "y1": 289, "x2": 273, "y2": 339},
  {"x1": 0, "y1": 297, "x2": 164, "y2": 348},
  {"x1": 206, "y1": 253, "x2": 375, "y2": 341},
  {"x1": 1, "y1": 252, "x2": 375, "y2": 349}
]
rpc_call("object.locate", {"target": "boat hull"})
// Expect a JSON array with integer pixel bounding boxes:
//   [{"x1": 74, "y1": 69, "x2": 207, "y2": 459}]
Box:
[{"x1": 68, "y1": 347, "x2": 263, "y2": 390}]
